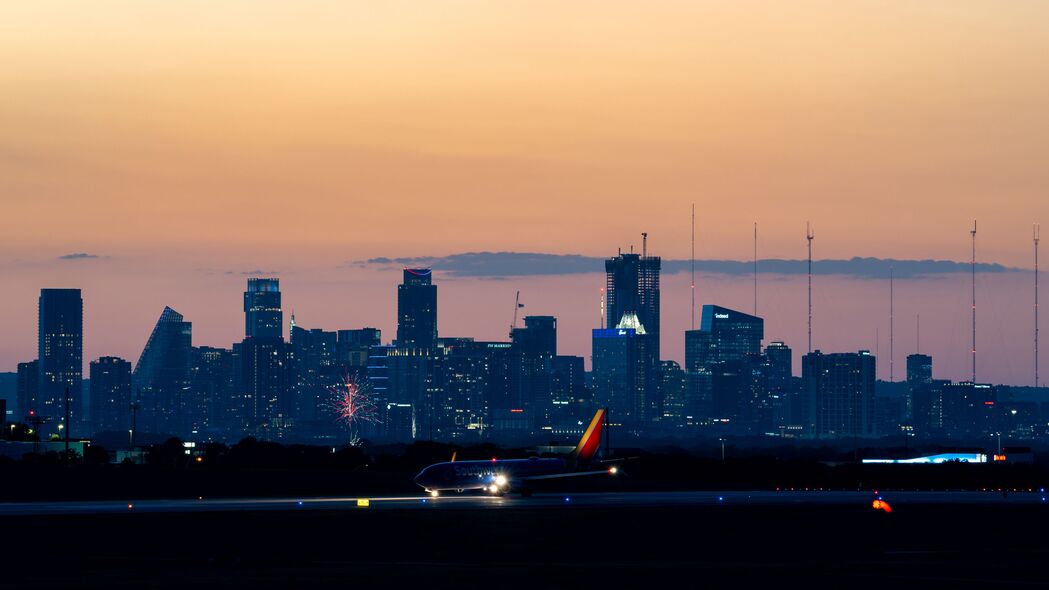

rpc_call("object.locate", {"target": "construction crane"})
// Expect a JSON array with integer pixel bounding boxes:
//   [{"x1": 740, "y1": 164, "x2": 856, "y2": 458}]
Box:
[{"x1": 509, "y1": 291, "x2": 522, "y2": 338}]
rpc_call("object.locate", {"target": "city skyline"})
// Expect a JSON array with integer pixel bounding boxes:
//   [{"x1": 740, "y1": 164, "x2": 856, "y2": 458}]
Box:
[{"x1": 1, "y1": 247, "x2": 1042, "y2": 387}]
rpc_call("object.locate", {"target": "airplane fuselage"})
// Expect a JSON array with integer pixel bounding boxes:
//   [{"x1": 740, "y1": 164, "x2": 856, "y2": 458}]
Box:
[{"x1": 414, "y1": 457, "x2": 566, "y2": 493}]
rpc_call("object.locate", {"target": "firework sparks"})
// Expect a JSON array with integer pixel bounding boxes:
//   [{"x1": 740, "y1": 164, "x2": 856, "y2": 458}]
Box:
[{"x1": 329, "y1": 376, "x2": 380, "y2": 427}]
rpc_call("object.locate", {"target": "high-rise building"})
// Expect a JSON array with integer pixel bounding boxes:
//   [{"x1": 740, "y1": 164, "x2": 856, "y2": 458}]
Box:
[
  {"x1": 605, "y1": 251, "x2": 660, "y2": 362},
  {"x1": 397, "y1": 269, "x2": 437, "y2": 349},
  {"x1": 336, "y1": 328, "x2": 381, "y2": 367},
  {"x1": 764, "y1": 341, "x2": 792, "y2": 394},
  {"x1": 592, "y1": 318, "x2": 651, "y2": 429},
  {"x1": 233, "y1": 337, "x2": 293, "y2": 438},
  {"x1": 603, "y1": 248, "x2": 662, "y2": 427},
  {"x1": 763, "y1": 341, "x2": 795, "y2": 428},
  {"x1": 685, "y1": 305, "x2": 763, "y2": 366},
  {"x1": 802, "y1": 350, "x2": 876, "y2": 438},
  {"x1": 659, "y1": 360, "x2": 687, "y2": 426},
  {"x1": 38, "y1": 289, "x2": 83, "y2": 427},
  {"x1": 385, "y1": 347, "x2": 442, "y2": 440},
  {"x1": 89, "y1": 356, "x2": 132, "y2": 434},
  {"x1": 684, "y1": 305, "x2": 764, "y2": 426},
  {"x1": 550, "y1": 355, "x2": 587, "y2": 428},
  {"x1": 190, "y1": 346, "x2": 235, "y2": 437},
  {"x1": 509, "y1": 316, "x2": 558, "y2": 429},
  {"x1": 437, "y1": 339, "x2": 505, "y2": 439},
  {"x1": 906, "y1": 354, "x2": 932, "y2": 387},
  {"x1": 290, "y1": 324, "x2": 341, "y2": 432},
  {"x1": 511, "y1": 316, "x2": 557, "y2": 356},
  {"x1": 244, "y1": 278, "x2": 283, "y2": 340},
  {"x1": 133, "y1": 306, "x2": 193, "y2": 435},
  {"x1": 16, "y1": 360, "x2": 38, "y2": 418},
  {"x1": 905, "y1": 354, "x2": 932, "y2": 423}
]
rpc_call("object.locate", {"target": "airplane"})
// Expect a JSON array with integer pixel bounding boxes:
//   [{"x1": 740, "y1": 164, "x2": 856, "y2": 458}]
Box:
[{"x1": 413, "y1": 408, "x2": 618, "y2": 497}]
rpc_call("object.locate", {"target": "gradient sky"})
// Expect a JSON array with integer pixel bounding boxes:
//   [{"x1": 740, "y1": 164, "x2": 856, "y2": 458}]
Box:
[{"x1": 1, "y1": 1, "x2": 1047, "y2": 384}]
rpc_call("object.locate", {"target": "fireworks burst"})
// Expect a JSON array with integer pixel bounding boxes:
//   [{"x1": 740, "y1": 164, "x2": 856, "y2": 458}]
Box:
[{"x1": 328, "y1": 375, "x2": 380, "y2": 428}]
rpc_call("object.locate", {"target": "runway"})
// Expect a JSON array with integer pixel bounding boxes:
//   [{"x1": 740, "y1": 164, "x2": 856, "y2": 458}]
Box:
[{"x1": 1, "y1": 489, "x2": 1046, "y2": 516}]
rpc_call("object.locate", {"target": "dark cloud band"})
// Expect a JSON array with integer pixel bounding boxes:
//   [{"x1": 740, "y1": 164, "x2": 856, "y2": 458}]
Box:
[{"x1": 364, "y1": 252, "x2": 1013, "y2": 279}]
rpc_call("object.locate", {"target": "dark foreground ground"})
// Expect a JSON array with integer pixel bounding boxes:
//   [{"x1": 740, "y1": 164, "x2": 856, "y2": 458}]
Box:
[{"x1": 4, "y1": 493, "x2": 1049, "y2": 589}]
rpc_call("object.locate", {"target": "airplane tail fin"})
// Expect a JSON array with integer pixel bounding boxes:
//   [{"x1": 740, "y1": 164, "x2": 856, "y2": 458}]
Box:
[{"x1": 571, "y1": 408, "x2": 606, "y2": 464}]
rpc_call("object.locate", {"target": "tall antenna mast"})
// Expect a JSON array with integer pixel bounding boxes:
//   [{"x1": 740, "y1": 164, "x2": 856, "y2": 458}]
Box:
[
  {"x1": 807, "y1": 221, "x2": 814, "y2": 353},
  {"x1": 753, "y1": 222, "x2": 758, "y2": 316},
  {"x1": 1036, "y1": 223, "x2": 1041, "y2": 387},
  {"x1": 642, "y1": 232, "x2": 648, "y2": 258},
  {"x1": 916, "y1": 314, "x2": 920, "y2": 354},
  {"x1": 971, "y1": 220, "x2": 977, "y2": 383},
  {"x1": 691, "y1": 204, "x2": 696, "y2": 331},
  {"x1": 889, "y1": 267, "x2": 894, "y2": 382}
]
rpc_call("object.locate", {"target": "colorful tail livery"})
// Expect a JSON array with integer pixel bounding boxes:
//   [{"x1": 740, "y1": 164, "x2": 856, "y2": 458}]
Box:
[{"x1": 572, "y1": 408, "x2": 606, "y2": 463}]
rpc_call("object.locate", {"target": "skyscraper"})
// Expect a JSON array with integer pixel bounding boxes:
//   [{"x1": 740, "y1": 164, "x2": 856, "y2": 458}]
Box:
[
  {"x1": 385, "y1": 347, "x2": 441, "y2": 440},
  {"x1": 89, "y1": 356, "x2": 132, "y2": 434},
  {"x1": 397, "y1": 269, "x2": 437, "y2": 349},
  {"x1": 190, "y1": 346, "x2": 235, "y2": 437},
  {"x1": 510, "y1": 315, "x2": 557, "y2": 429},
  {"x1": 684, "y1": 305, "x2": 764, "y2": 425},
  {"x1": 802, "y1": 350, "x2": 876, "y2": 438},
  {"x1": 511, "y1": 316, "x2": 557, "y2": 356},
  {"x1": 233, "y1": 337, "x2": 293, "y2": 437},
  {"x1": 605, "y1": 251, "x2": 661, "y2": 362},
  {"x1": 133, "y1": 306, "x2": 193, "y2": 434},
  {"x1": 16, "y1": 360, "x2": 38, "y2": 418},
  {"x1": 605, "y1": 249, "x2": 661, "y2": 423},
  {"x1": 685, "y1": 305, "x2": 764, "y2": 366},
  {"x1": 906, "y1": 353, "x2": 933, "y2": 422},
  {"x1": 38, "y1": 288, "x2": 83, "y2": 426},
  {"x1": 906, "y1": 354, "x2": 933, "y2": 386},
  {"x1": 244, "y1": 278, "x2": 283, "y2": 340},
  {"x1": 592, "y1": 317, "x2": 651, "y2": 428},
  {"x1": 763, "y1": 341, "x2": 795, "y2": 428}
]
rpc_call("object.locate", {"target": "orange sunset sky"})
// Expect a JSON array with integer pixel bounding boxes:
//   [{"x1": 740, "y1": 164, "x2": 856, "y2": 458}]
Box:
[{"x1": 1, "y1": 1, "x2": 1047, "y2": 384}]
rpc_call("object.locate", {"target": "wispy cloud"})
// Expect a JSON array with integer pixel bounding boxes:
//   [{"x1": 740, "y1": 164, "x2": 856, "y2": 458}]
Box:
[
  {"x1": 363, "y1": 252, "x2": 1014, "y2": 279},
  {"x1": 58, "y1": 252, "x2": 101, "y2": 260}
]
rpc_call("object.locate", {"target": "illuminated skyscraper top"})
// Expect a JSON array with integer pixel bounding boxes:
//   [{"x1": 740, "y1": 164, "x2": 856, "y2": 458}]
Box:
[
  {"x1": 397, "y1": 268, "x2": 437, "y2": 349},
  {"x1": 244, "y1": 278, "x2": 283, "y2": 340},
  {"x1": 605, "y1": 250, "x2": 661, "y2": 362}
]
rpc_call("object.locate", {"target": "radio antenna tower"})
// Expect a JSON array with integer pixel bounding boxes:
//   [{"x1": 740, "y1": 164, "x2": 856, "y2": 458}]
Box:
[
  {"x1": 807, "y1": 221, "x2": 814, "y2": 353},
  {"x1": 753, "y1": 222, "x2": 758, "y2": 316},
  {"x1": 691, "y1": 204, "x2": 696, "y2": 330},
  {"x1": 889, "y1": 267, "x2": 894, "y2": 382},
  {"x1": 971, "y1": 220, "x2": 977, "y2": 383},
  {"x1": 1036, "y1": 223, "x2": 1041, "y2": 387}
]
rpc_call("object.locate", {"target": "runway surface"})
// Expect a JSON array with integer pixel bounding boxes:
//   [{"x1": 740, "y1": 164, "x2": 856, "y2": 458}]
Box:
[{"x1": 1, "y1": 489, "x2": 1046, "y2": 516}]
